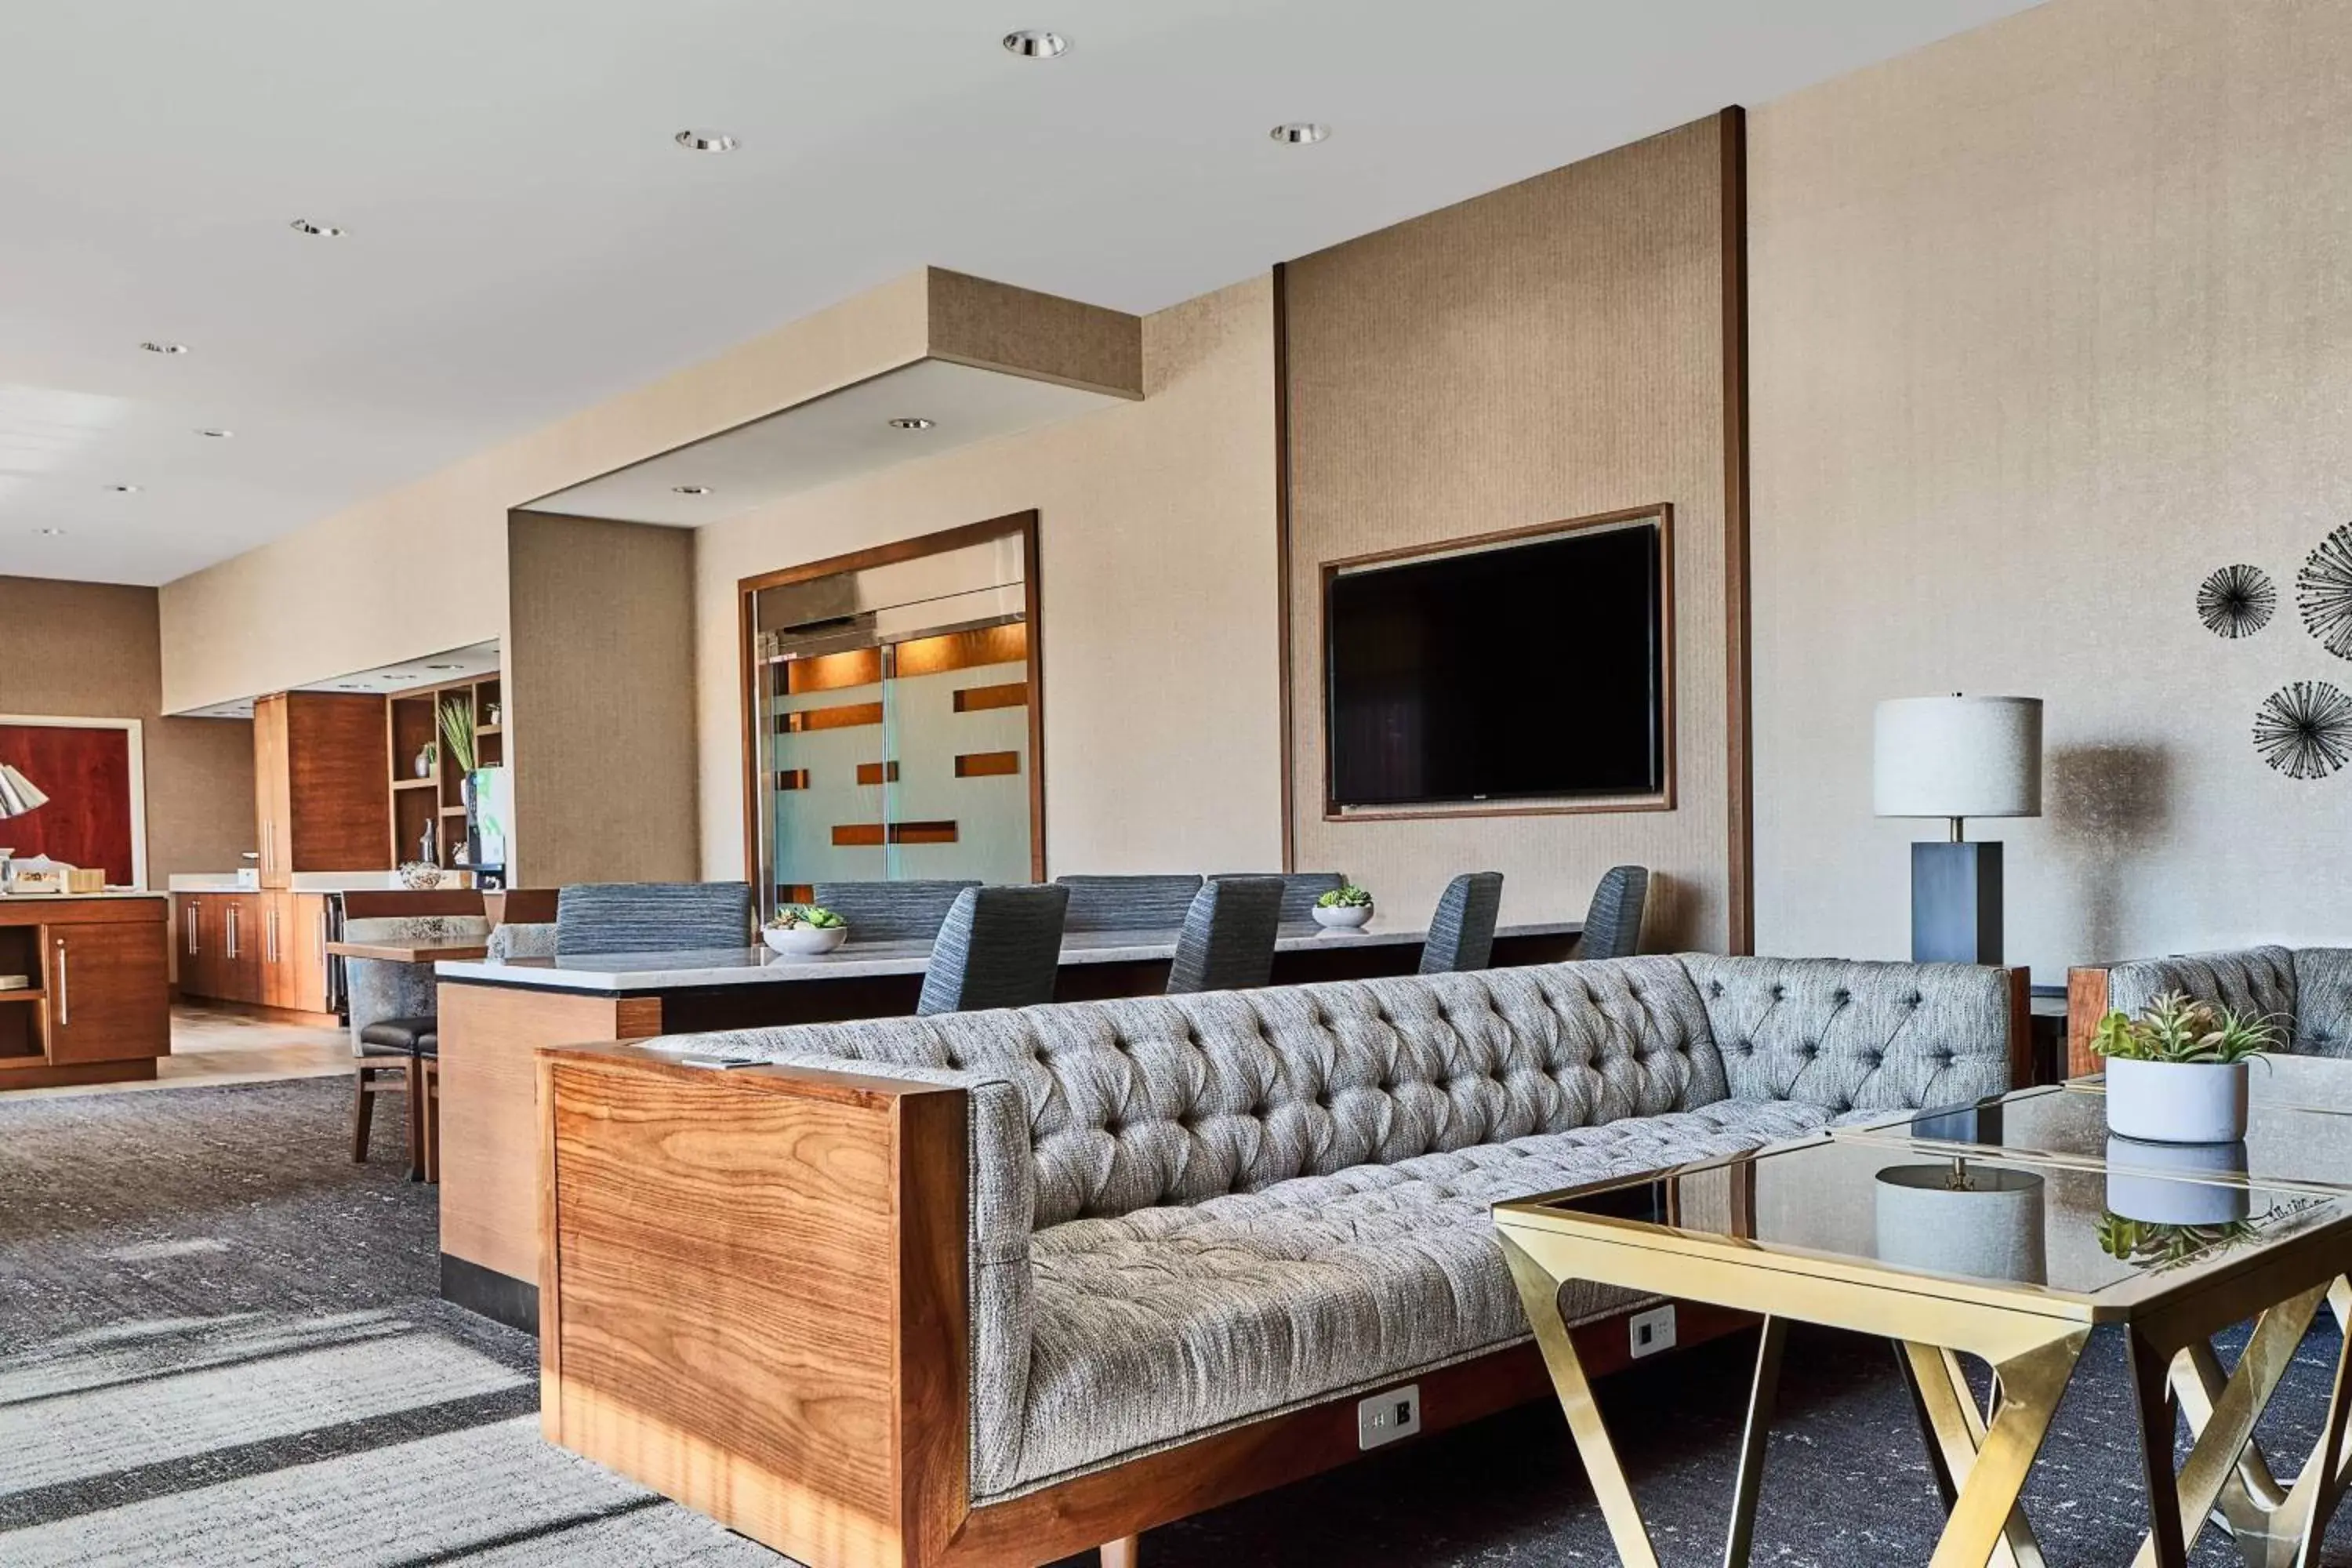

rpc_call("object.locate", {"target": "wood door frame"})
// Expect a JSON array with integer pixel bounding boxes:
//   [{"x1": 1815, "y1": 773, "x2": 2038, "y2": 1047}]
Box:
[
  {"x1": 736, "y1": 510, "x2": 1046, "y2": 906},
  {"x1": 1314, "y1": 503, "x2": 1678, "y2": 822},
  {"x1": 0, "y1": 713, "x2": 149, "y2": 890}
]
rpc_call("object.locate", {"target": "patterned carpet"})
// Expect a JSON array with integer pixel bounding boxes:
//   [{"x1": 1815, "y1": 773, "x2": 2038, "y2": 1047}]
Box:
[{"x1": 5, "y1": 1076, "x2": 2352, "y2": 1565}]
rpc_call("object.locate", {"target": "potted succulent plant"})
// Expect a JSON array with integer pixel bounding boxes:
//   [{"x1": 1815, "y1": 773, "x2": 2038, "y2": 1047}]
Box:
[
  {"x1": 764, "y1": 905, "x2": 848, "y2": 956},
  {"x1": 1312, "y1": 884, "x2": 1375, "y2": 930},
  {"x1": 2092, "y1": 991, "x2": 2279, "y2": 1145}
]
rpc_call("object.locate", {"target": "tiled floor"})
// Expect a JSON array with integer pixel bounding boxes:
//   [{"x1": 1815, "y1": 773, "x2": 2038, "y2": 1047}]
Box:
[{"x1": 5, "y1": 1004, "x2": 349, "y2": 1101}]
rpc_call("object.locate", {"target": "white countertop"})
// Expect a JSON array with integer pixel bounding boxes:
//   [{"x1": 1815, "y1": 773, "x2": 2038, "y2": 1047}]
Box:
[
  {"x1": 0, "y1": 889, "x2": 165, "y2": 902},
  {"x1": 435, "y1": 919, "x2": 1583, "y2": 993},
  {"x1": 168, "y1": 871, "x2": 477, "y2": 893}
]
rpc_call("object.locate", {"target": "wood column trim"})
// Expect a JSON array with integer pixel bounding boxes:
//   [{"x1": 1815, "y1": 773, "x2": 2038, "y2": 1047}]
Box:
[
  {"x1": 1272, "y1": 261, "x2": 1296, "y2": 873},
  {"x1": 1719, "y1": 103, "x2": 1755, "y2": 955},
  {"x1": 2067, "y1": 964, "x2": 2113, "y2": 1079}
]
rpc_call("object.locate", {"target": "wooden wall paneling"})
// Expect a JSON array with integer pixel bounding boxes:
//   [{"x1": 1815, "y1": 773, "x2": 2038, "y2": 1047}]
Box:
[
  {"x1": 777, "y1": 769, "x2": 811, "y2": 791},
  {"x1": 0, "y1": 724, "x2": 136, "y2": 884},
  {"x1": 855, "y1": 761, "x2": 902, "y2": 786},
  {"x1": 1718, "y1": 104, "x2": 1755, "y2": 955},
  {"x1": 895, "y1": 623, "x2": 1028, "y2": 678},
  {"x1": 2067, "y1": 965, "x2": 2111, "y2": 1080},
  {"x1": 953, "y1": 753, "x2": 1020, "y2": 779},
  {"x1": 833, "y1": 822, "x2": 957, "y2": 848},
  {"x1": 281, "y1": 692, "x2": 394, "y2": 875},
  {"x1": 949, "y1": 683, "x2": 1026, "y2": 714},
  {"x1": 785, "y1": 702, "x2": 886, "y2": 733},
  {"x1": 788, "y1": 648, "x2": 884, "y2": 695}
]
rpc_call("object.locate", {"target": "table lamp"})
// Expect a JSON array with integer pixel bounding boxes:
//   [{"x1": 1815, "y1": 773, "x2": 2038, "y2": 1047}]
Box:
[
  {"x1": 0, "y1": 764, "x2": 46, "y2": 818},
  {"x1": 1873, "y1": 695, "x2": 2042, "y2": 964}
]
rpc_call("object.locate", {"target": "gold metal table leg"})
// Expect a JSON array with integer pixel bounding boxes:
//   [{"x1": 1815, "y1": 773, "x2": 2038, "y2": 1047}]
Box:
[
  {"x1": 1722, "y1": 1315, "x2": 1788, "y2": 1568},
  {"x1": 1901, "y1": 1339, "x2": 2068, "y2": 1568}
]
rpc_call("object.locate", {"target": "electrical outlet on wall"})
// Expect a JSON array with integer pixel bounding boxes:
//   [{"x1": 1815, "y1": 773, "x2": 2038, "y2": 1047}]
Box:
[
  {"x1": 1628, "y1": 1305, "x2": 1677, "y2": 1359},
  {"x1": 1356, "y1": 1383, "x2": 1422, "y2": 1450}
]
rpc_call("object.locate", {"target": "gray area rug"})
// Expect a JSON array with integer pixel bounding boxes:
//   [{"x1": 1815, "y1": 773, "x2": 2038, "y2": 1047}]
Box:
[{"x1": 5, "y1": 1076, "x2": 2352, "y2": 1565}]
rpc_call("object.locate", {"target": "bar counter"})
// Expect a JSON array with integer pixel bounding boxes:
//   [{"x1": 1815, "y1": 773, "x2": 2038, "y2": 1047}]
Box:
[{"x1": 434, "y1": 916, "x2": 1583, "y2": 1329}]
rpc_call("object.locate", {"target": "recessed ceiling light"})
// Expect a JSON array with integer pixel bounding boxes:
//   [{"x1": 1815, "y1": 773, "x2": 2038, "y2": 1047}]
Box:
[
  {"x1": 386, "y1": 674, "x2": 417, "y2": 682},
  {"x1": 289, "y1": 219, "x2": 347, "y2": 238},
  {"x1": 104, "y1": 484, "x2": 141, "y2": 494},
  {"x1": 195, "y1": 427, "x2": 234, "y2": 439},
  {"x1": 1002, "y1": 30, "x2": 1068, "y2": 58},
  {"x1": 36, "y1": 528, "x2": 64, "y2": 537},
  {"x1": 672, "y1": 484, "x2": 713, "y2": 495},
  {"x1": 673, "y1": 129, "x2": 737, "y2": 153},
  {"x1": 336, "y1": 683, "x2": 364, "y2": 690},
  {"x1": 140, "y1": 340, "x2": 189, "y2": 354},
  {"x1": 887, "y1": 417, "x2": 935, "y2": 431},
  {"x1": 426, "y1": 663, "x2": 459, "y2": 671},
  {"x1": 1270, "y1": 122, "x2": 1330, "y2": 146}
]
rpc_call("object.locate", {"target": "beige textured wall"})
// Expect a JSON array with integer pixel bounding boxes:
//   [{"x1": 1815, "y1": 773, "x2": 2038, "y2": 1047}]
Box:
[
  {"x1": 1283, "y1": 118, "x2": 1736, "y2": 946},
  {"x1": 506, "y1": 514, "x2": 700, "y2": 887},
  {"x1": 694, "y1": 277, "x2": 1282, "y2": 884},
  {"x1": 0, "y1": 575, "x2": 254, "y2": 881},
  {"x1": 1749, "y1": 1, "x2": 2352, "y2": 980},
  {"x1": 158, "y1": 271, "x2": 935, "y2": 713}
]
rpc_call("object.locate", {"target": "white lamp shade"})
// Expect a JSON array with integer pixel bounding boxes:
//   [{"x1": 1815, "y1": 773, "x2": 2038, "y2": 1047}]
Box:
[
  {"x1": 0, "y1": 764, "x2": 46, "y2": 819},
  {"x1": 1873, "y1": 696, "x2": 2042, "y2": 818}
]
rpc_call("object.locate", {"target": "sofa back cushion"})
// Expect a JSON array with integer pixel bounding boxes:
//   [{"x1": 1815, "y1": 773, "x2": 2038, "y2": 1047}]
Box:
[
  {"x1": 2106, "y1": 946, "x2": 2297, "y2": 1036},
  {"x1": 667, "y1": 956, "x2": 1727, "y2": 1228},
  {"x1": 1679, "y1": 955, "x2": 2012, "y2": 1113},
  {"x1": 2292, "y1": 950, "x2": 2352, "y2": 1056}
]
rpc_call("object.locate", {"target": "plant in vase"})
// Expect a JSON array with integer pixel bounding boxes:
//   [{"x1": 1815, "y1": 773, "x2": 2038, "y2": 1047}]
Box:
[
  {"x1": 1312, "y1": 884, "x2": 1375, "y2": 930},
  {"x1": 2096, "y1": 1210, "x2": 2267, "y2": 1272},
  {"x1": 438, "y1": 699, "x2": 481, "y2": 860},
  {"x1": 764, "y1": 905, "x2": 849, "y2": 955},
  {"x1": 2092, "y1": 991, "x2": 2280, "y2": 1144}
]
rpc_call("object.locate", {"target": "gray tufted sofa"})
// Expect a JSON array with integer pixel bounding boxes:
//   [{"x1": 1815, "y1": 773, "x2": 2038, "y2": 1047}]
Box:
[
  {"x1": 2101, "y1": 945, "x2": 2352, "y2": 1057},
  {"x1": 542, "y1": 951, "x2": 2014, "y2": 1567}
]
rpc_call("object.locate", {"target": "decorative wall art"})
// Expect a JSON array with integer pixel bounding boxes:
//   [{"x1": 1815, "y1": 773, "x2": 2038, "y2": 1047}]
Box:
[
  {"x1": 2196, "y1": 564, "x2": 2275, "y2": 639},
  {"x1": 2296, "y1": 523, "x2": 2352, "y2": 659},
  {"x1": 2252, "y1": 680, "x2": 2352, "y2": 780}
]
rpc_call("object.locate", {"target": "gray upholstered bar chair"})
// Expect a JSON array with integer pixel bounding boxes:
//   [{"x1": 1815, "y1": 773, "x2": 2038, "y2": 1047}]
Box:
[
  {"x1": 811, "y1": 880, "x2": 981, "y2": 943},
  {"x1": 1210, "y1": 870, "x2": 1347, "y2": 924},
  {"x1": 1577, "y1": 866, "x2": 1650, "y2": 960},
  {"x1": 1054, "y1": 873, "x2": 1203, "y2": 931},
  {"x1": 347, "y1": 913, "x2": 489, "y2": 1181},
  {"x1": 916, "y1": 884, "x2": 1071, "y2": 1016},
  {"x1": 1167, "y1": 876, "x2": 1287, "y2": 994},
  {"x1": 1418, "y1": 871, "x2": 1504, "y2": 974},
  {"x1": 554, "y1": 881, "x2": 753, "y2": 956}
]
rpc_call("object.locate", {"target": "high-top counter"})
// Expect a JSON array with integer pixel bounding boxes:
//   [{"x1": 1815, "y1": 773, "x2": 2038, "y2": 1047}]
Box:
[
  {"x1": 432, "y1": 916, "x2": 1583, "y2": 1330},
  {"x1": 0, "y1": 893, "x2": 170, "y2": 1090}
]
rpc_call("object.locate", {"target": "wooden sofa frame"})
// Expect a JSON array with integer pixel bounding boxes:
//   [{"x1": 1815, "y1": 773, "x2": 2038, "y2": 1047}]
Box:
[{"x1": 536, "y1": 1041, "x2": 1768, "y2": 1567}]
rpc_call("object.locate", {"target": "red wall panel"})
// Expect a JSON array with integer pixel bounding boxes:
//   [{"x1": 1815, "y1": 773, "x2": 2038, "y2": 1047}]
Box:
[{"x1": 0, "y1": 725, "x2": 136, "y2": 885}]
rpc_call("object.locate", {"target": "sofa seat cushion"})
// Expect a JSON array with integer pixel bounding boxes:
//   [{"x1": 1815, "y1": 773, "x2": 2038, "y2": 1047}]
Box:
[{"x1": 1005, "y1": 1098, "x2": 1833, "y2": 1492}]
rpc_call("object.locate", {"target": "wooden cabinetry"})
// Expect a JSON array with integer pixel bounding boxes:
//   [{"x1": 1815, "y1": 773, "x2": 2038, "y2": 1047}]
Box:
[
  {"x1": 255, "y1": 692, "x2": 392, "y2": 887},
  {"x1": 390, "y1": 677, "x2": 501, "y2": 874},
  {"x1": 172, "y1": 890, "x2": 333, "y2": 1019},
  {"x1": 0, "y1": 895, "x2": 169, "y2": 1090}
]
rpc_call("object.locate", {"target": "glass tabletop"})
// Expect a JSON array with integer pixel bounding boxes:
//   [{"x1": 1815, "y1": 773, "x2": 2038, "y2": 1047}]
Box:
[
  {"x1": 1513, "y1": 1134, "x2": 2345, "y2": 1306},
  {"x1": 2069, "y1": 1051, "x2": 2352, "y2": 1112},
  {"x1": 1841, "y1": 1083, "x2": 2352, "y2": 1196}
]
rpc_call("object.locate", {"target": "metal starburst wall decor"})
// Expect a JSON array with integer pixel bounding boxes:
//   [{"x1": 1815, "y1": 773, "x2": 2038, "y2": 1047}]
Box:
[
  {"x1": 2196, "y1": 564, "x2": 2274, "y2": 639},
  {"x1": 2297, "y1": 524, "x2": 2352, "y2": 659},
  {"x1": 2252, "y1": 681, "x2": 2352, "y2": 780}
]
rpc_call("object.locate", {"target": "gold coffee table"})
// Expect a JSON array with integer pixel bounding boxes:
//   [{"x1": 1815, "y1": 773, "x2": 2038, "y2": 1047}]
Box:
[{"x1": 1497, "y1": 1132, "x2": 2352, "y2": 1568}]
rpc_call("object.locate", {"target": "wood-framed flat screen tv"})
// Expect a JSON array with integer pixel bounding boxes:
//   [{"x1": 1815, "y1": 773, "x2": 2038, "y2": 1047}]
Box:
[{"x1": 1323, "y1": 507, "x2": 1671, "y2": 811}]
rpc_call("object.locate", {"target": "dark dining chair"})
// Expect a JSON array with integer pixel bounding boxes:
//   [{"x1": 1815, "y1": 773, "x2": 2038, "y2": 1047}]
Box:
[
  {"x1": 1054, "y1": 874, "x2": 1205, "y2": 931},
  {"x1": 1167, "y1": 876, "x2": 1287, "y2": 994},
  {"x1": 1418, "y1": 872, "x2": 1504, "y2": 975},
  {"x1": 554, "y1": 881, "x2": 752, "y2": 956},
  {"x1": 811, "y1": 880, "x2": 981, "y2": 943},
  {"x1": 346, "y1": 913, "x2": 488, "y2": 1181},
  {"x1": 1578, "y1": 866, "x2": 1650, "y2": 960},
  {"x1": 1210, "y1": 870, "x2": 1348, "y2": 924},
  {"x1": 916, "y1": 884, "x2": 1071, "y2": 1015}
]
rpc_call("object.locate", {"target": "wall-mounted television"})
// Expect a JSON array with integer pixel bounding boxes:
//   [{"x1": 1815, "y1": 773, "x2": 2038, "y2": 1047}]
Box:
[{"x1": 1324, "y1": 511, "x2": 1670, "y2": 809}]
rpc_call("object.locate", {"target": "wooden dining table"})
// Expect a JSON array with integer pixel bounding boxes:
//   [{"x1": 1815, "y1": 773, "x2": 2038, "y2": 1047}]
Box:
[{"x1": 325, "y1": 938, "x2": 489, "y2": 964}]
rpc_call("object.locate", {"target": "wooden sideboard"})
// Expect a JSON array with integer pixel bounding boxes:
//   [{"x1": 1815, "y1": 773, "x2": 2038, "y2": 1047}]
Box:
[
  {"x1": 0, "y1": 895, "x2": 170, "y2": 1090},
  {"x1": 173, "y1": 891, "x2": 333, "y2": 1021}
]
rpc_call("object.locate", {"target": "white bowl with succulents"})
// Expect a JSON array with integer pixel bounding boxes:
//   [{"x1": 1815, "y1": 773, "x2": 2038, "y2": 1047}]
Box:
[
  {"x1": 764, "y1": 906, "x2": 849, "y2": 955},
  {"x1": 1312, "y1": 884, "x2": 1375, "y2": 930},
  {"x1": 2092, "y1": 991, "x2": 2276, "y2": 1145}
]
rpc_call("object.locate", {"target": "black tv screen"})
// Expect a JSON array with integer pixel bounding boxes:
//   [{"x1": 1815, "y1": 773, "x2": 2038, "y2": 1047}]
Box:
[{"x1": 1326, "y1": 518, "x2": 1667, "y2": 808}]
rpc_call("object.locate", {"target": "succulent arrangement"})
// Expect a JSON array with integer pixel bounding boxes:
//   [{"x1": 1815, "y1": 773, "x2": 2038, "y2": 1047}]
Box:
[
  {"x1": 765, "y1": 906, "x2": 846, "y2": 931},
  {"x1": 2096, "y1": 1211, "x2": 2263, "y2": 1270},
  {"x1": 2090, "y1": 990, "x2": 2281, "y2": 1065},
  {"x1": 1316, "y1": 884, "x2": 1374, "y2": 909}
]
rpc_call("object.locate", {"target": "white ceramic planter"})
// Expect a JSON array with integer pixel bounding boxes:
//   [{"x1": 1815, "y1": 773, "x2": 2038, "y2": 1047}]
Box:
[
  {"x1": 1312, "y1": 904, "x2": 1374, "y2": 931},
  {"x1": 2103, "y1": 1136, "x2": 2252, "y2": 1225},
  {"x1": 2103, "y1": 1056, "x2": 2250, "y2": 1145},
  {"x1": 765, "y1": 924, "x2": 848, "y2": 956}
]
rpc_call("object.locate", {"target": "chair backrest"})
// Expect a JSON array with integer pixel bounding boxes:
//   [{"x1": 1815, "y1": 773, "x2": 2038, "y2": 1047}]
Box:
[
  {"x1": 486, "y1": 921, "x2": 558, "y2": 963},
  {"x1": 1210, "y1": 870, "x2": 1347, "y2": 924},
  {"x1": 554, "y1": 881, "x2": 751, "y2": 956},
  {"x1": 811, "y1": 880, "x2": 982, "y2": 944},
  {"x1": 1579, "y1": 866, "x2": 1650, "y2": 960},
  {"x1": 1167, "y1": 876, "x2": 1287, "y2": 994},
  {"x1": 1054, "y1": 874, "x2": 1204, "y2": 932},
  {"x1": 342, "y1": 914, "x2": 489, "y2": 1051},
  {"x1": 917, "y1": 884, "x2": 1071, "y2": 1015},
  {"x1": 1418, "y1": 872, "x2": 1504, "y2": 974}
]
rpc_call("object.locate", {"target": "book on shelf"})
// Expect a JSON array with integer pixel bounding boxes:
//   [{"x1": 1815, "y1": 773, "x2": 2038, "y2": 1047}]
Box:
[{"x1": 0, "y1": 975, "x2": 28, "y2": 991}]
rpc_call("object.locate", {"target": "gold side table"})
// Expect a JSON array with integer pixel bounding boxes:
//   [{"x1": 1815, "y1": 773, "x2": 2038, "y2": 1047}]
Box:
[{"x1": 1496, "y1": 1134, "x2": 2352, "y2": 1568}]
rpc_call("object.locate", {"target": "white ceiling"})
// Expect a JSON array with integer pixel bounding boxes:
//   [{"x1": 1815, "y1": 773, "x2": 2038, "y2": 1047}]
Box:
[
  {"x1": 180, "y1": 639, "x2": 502, "y2": 718},
  {"x1": 0, "y1": 0, "x2": 2041, "y2": 587},
  {"x1": 522, "y1": 358, "x2": 1127, "y2": 526}
]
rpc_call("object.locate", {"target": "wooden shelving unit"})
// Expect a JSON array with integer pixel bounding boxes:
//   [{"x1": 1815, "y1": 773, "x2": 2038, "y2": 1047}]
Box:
[{"x1": 387, "y1": 674, "x2": 503, "y2": 871}]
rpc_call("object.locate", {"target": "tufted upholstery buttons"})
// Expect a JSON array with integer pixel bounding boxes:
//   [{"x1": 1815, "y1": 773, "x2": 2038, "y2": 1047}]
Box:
[
  {"x1": 1833, "y1": 989, "x2": 1850, "y2": 1004},
  {"x1": 1708, "y1": 981, "x2": 1724, "y2": 997},
  {"x1": 1769, "y1": 984, "x2": 1786, "y2": 1000},
  {"x1": 1907, "y1": 993, "x2": 1924, "y2": 1007}
]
